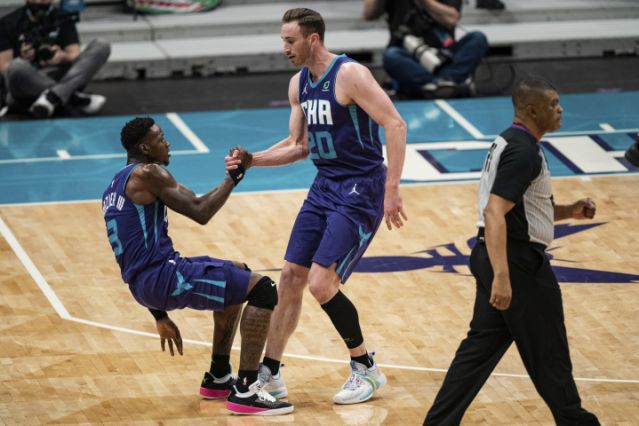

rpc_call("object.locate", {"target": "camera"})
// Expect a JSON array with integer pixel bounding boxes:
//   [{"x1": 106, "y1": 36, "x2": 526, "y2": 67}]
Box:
[
  {"x1": 18, "y1": 8, "x2": 79, "y2": 62},
  {"x1": 19, "y1": 29, "x2": 55, "y2": 62},
  {"x1": 36, "y1": 43, "x2": 55, "y2": 62},
  {"x1": 401, "y1": 33, "x2": 452, "y2": 73},
  {"x1": 392, "y1": 2, "x2": 453, "y2": 74}
]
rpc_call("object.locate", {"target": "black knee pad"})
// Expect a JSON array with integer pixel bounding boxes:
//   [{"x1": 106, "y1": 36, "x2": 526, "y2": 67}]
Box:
[{"x1": 246, "y1": 276, "x2": 278, "y2": 310}]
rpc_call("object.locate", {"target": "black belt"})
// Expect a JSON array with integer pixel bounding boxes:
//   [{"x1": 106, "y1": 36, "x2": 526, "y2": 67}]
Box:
[{"x1": 476, "y1": 227, "x2": 547, "y2": 250}]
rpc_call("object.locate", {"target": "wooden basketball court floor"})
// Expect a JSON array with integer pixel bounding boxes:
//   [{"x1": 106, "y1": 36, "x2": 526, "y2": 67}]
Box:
[{"x1": 1, "y1": 92, "x2": 639, "y2": 424}]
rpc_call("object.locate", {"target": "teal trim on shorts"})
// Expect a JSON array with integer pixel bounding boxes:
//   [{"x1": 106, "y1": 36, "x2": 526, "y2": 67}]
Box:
[
  {"x1": 193, "y1": 292, "x2": 225, "y2": 303},
  {"x1": 171, "y1": 271, "x2": 193, "y2": 296},
  {"x1": 336, "y1": 246, "x2": 356, "y2": 276},
  {"x1": 338, "y1": 225, "x2": 373, "y2": 277},
  {"x1": 193, "y1": 278, "x2": 226, "y2": 288}
]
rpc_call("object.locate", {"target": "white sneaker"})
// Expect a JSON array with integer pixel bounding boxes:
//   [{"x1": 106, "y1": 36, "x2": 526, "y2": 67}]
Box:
[
  {"x1": 258, "y1": 363, "x2": 288, "y2": 399},
  {"x1": 29, "y1": 90, "x2": 56, "y2": 118},
  {"x1": 333, "y1": 357, "x2": 387, "y2": 405},
  {"x1": 72, "y1": 92, "x2": 106, "y2": 115}
]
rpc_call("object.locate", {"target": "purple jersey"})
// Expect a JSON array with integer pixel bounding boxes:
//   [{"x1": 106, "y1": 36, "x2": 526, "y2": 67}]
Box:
[
  {"x1": 299, "y1": 54, "x2": 384, "y2": 179},
  {"x1": 102, "y1": 163, "x2": 174, "y2": 284}
]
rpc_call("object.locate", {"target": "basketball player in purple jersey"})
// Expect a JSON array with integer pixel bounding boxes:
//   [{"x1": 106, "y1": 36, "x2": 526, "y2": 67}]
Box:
[
  {"x1": 102, "y1": 117, "x2": 293, "y2": 416},
  {"x1": 226, "y1": 8, "x2": 407, "y2": 405}
]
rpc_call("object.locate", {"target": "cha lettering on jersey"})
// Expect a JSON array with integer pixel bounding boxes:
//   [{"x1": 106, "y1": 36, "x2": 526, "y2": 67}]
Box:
[
  {"x1": 102, "y1": 192, "x2": 125, "y2": 215},
  {"x1": 301, "y1": 99, "x2": 333, "y2": 125}
]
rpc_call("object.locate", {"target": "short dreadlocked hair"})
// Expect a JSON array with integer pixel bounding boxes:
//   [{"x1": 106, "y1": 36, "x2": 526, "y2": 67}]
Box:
[{"x1": 120, "y1": 117, "x2": 154, "y2": 152}]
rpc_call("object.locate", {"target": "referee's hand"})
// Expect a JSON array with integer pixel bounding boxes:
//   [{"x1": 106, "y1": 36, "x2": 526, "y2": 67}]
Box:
[
  {"x1": 571, "y1": 198, "x2": 596, "y2": 219},
  {"x1": 490, "y1": 274, "x2": 512, "y2": 310}
]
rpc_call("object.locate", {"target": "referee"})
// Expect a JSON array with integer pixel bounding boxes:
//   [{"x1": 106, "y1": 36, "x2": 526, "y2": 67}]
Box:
[{"x1": 424, "y1": 78, "x2": 600, "y2": 425}]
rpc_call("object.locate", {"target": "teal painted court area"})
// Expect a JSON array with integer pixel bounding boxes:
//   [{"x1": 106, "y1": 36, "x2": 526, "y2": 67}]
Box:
[{"x1": 0, "y1": 91, "x2": 637, "y2": 205}]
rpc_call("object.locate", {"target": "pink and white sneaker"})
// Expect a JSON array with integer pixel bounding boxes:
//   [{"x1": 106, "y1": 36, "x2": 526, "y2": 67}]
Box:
[{"x1": 226, "y1": 379, "x2": 294, "y2": 416}]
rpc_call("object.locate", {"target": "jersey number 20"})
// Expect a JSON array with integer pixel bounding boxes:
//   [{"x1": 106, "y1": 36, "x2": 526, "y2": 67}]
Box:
[{"x1": 309, "y1": 131, "x2": 337, "y2": 160}]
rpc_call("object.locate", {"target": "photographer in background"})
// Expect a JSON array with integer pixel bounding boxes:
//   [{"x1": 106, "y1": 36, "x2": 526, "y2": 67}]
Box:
[
  {"x1": 0, "y1": 0, "x2": 110, "y2": 118},
  {"x1": 364, "y1": 0, "x2": 488, "y2": 99}
]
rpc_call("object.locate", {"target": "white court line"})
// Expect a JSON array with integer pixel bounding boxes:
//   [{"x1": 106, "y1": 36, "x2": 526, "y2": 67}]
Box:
[
  {"x1": 166, "y1": 112, "x2": 209, "y2": 153},
  {"x1": 0, "y1": 112, "x2": 207, "y2": 164},
  {"x1": 599, "y1": 123, "x2": 615, "y2": 132},
  {"x1": 1, "y1": 214, "x2": 638, "y2": 384},
  {"x1": 434, "y1": 99, "x2": 484, "y2": 139},
  {"x1": 0, "y1": 216, "x2": 70, "y2": 319}
]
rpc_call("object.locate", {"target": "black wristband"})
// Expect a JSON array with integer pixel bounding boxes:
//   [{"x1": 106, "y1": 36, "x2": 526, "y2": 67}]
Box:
[
  {"x1": 149, "y1": 308, "x2": 168, "y2": 321},
  {"x1": 228, "y1": 164, "x2": 246, "y2": 186}
]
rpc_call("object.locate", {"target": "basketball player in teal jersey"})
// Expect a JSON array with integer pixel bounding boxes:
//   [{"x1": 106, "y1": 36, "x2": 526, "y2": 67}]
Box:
[{"x1": 226, "y1": 8, "x2": 407, "y2": 405}]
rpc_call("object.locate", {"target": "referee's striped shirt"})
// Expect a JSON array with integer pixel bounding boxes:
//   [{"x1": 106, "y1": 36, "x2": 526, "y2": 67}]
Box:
[{"x1": 477, "y1": 126, "x2": 554, "y2": 247}]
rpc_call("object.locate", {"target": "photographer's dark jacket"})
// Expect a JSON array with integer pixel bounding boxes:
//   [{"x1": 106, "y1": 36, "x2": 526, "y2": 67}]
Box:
[
  {"x1": 0, "y1": 6, "x2": 79, "y2": 58},
  {"x1": 387, "y1": 0, "x2": 461, "y2": 48}
]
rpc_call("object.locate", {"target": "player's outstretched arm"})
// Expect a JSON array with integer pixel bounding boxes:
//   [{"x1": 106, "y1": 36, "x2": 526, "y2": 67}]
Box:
[
  {"x1": 338, "y1": 62, "x2": 408, "y2": 230},
  {"x1": 250, "y1": 73, "x2": 309, "y2": 167},
  {"x1": 225, "y1": 146, "x2": 253, "y2": 183},
  {"x1": 129, "y1": 163, "x2": 236, "y2": 225}
]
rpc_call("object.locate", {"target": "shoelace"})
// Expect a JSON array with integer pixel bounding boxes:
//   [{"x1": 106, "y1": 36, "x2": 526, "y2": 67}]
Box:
[
  {"x1": 343, "y1": 372, "x2": 366, "y2": 391},
  {"x1": 255, "y1": 387, "x2": 278, "y2": 404}
]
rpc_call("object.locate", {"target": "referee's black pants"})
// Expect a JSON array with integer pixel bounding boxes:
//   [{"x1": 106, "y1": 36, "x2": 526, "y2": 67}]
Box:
[{"x1": 424, "y1": 239, "x2": 599, "y2": 426}]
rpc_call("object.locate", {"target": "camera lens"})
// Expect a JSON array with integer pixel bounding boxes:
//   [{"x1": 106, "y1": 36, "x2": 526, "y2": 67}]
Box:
[{"x1": 37, "y1": 44, "x2": 54, "y2": 61}]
